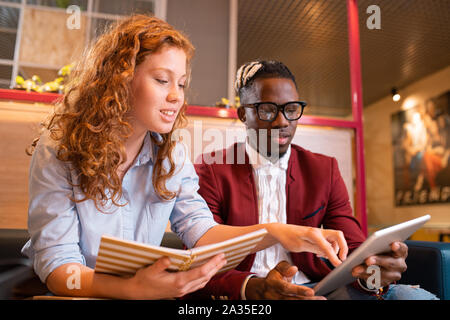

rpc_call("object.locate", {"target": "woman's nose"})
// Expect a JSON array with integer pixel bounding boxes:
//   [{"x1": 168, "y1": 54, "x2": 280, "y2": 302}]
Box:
[{"x1": 167, "y1": 82, "x2": 183, "y2": 102}]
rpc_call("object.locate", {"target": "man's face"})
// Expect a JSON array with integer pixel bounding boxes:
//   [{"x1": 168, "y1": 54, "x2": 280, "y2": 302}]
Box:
[{"x1": 238, "y1": 77, "x2": 299, "y2": 158}]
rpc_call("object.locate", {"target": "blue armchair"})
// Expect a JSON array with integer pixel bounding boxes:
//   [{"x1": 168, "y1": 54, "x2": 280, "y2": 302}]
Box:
[{"x1": 399, "y1": 240, "x2": 450, "y2": 300}]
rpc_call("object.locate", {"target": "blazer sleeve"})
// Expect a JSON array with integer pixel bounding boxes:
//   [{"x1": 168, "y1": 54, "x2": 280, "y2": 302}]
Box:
[
  {"x1": 321, "y1": 157, "x2": 366, "y2": 251},
  {"x1": 194, "y1": 162, "x2": 224, "y2": 222},
  {"x1": 185, "y1": 162, "x2": 254, "y2": 300}
]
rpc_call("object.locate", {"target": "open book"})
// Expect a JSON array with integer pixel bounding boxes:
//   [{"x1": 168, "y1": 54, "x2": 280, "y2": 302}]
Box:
[{"x1": 94, "y1": 228, "x2": 268, "y2": 276}]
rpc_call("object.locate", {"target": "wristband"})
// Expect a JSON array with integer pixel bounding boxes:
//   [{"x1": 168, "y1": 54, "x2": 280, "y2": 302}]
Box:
[
  {"x1": 356, "y1": 278, "x2": 389, "y2": 300},
  {"x1": 357, "y1": 278, "x2": 379, "y2": 292},
  {"x1": 241, "y1": 274, "x2": 257, "y2": 300}
]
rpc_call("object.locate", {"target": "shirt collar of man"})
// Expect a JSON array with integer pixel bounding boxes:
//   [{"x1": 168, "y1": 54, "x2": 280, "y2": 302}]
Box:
[{"x1": 245, "y1": 141, "x2": 291, "y2": 171}]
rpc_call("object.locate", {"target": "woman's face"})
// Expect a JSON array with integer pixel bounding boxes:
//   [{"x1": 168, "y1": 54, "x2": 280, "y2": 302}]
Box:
[{"x1": 129, "y1": 45, "x2": 187, "y2": 135}]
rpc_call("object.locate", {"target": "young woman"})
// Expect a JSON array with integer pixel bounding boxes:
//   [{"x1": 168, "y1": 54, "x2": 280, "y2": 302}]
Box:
[{"x1": 22, "y1": 15, "x2": 347, "y2": 300}]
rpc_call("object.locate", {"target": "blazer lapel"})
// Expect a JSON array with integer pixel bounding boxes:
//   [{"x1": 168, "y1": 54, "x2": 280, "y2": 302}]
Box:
[
  {"x1": 286, "y1": 149, "x2": 299, "y2": 225},
  {"x1": 232, "y1": 143, "x2": 259, "y2": 226}
]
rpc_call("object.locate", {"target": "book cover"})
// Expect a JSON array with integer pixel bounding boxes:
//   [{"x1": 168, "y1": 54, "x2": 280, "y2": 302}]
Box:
[{"x1": 95, "y1": 228, "x2": 268, "y2": 276}]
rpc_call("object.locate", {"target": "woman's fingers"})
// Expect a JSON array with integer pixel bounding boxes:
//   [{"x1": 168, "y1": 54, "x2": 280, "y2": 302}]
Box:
[
  {"x1": 307, "y1": 229, "x2": 341, "y2": 266},
  {"x1": 193, "y1": 254, "x2": 228, "y2": 288},
  {"x1": 176, "y1": 253, "x2": 227, "y2": 294},
  {"x1": 306, "y1": 229, "x2": 347, "y2": 267},
  {"x1": 130, "y1": 254, "x2": 226, "y2": 299},
  {"x1": 329, "y1": 230, "x2": 348, "y2": 261},
  {"x1": 186, "y1": 253, "x2": 226, "y2": 282},
  {"x1": 150, "y1": 256, "x2": 172, "y2": 273},
  {"x1": 270, "y1": 224, "x2": 348, "y2": 266}
]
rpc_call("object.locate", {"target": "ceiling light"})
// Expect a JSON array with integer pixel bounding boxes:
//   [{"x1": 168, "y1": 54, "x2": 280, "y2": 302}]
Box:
[{"x1": 391, "y1": 87, "x2": 401, "y2": 102}]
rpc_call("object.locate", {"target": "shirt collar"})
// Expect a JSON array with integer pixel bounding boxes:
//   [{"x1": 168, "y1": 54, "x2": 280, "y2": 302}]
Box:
[
  {"x1": 134, "y1": 131, "x2": 159, "y2": 166},
  {"x1": 245, "y1": 141, "x2": 291, "y2": 171}
]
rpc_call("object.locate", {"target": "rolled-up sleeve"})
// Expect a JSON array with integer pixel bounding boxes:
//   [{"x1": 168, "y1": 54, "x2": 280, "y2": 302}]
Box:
[
  {"x1": 22, "y1": 133, "x2": 85, "y2": 283},
  {"x1": 168, "y1": 143, "x2": 218, "y2": 248}
]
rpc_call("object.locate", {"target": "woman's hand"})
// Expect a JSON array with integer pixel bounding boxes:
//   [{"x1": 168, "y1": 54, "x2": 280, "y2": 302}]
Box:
[
  {"x1": 265, "y1": 224, "x2": 348, "y2": 267},
  {"x1": 196, "y1": 223, "x2": 347, "y2": 268},
  {"x1": 126, "y1": 253, "x2": 227, "y2": 299}
]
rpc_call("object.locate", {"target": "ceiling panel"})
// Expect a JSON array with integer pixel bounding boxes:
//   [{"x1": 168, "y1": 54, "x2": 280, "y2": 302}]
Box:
[
  {"x1": 238, "y1": 0, "x2": 450, "y2": 117},
  {"x1": 358, "y1": 0, "x2": 450, "y2": 109}
]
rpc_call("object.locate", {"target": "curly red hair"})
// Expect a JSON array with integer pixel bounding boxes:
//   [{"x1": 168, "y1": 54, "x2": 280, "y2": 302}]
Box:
[{"x1": 28, "y1": 15, "x2": 194, "y2": 210}]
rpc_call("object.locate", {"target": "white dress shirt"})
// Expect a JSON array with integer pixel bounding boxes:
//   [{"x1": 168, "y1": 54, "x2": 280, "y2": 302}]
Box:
[{"x1": 242, "y1": 142, "x2": 309, "y2": 297}]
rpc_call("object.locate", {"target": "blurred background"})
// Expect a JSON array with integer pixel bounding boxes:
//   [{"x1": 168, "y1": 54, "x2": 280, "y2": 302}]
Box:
[{"x1": 0, "y1": 0, "x2": 449, "y2": 299}]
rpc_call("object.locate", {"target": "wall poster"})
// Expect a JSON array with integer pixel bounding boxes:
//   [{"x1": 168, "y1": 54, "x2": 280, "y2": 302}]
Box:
[{"x1": 392, "y1": 91, "x2": 450, "y2": 206}]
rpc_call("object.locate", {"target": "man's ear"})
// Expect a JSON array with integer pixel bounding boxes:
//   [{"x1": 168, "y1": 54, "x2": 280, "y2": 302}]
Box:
[{"x1": 237, "y1": 107, "x2": 246, "y2": 123}]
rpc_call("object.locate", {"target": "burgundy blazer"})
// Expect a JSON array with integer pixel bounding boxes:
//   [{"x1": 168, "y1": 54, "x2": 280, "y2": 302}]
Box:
[{"x1": 189, "y1": 143, "x2": 366, "y2": 300}]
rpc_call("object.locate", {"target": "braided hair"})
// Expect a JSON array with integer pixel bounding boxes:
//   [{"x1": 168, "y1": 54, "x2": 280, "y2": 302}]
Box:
[{"x1": 234, "y1": 60, "x2": 297, "y2": 99}]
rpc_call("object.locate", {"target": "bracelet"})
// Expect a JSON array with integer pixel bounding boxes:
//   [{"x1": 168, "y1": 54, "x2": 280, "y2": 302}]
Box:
[
  {"x1": 241, "y1": 274, "x2": 257, "y2": 300},
  {"x1": 356, "y1": 278, "x2": 378, "y2": 292},
  {"x1": 356, "y1": 278, "x2": 388, "y2": 300}
]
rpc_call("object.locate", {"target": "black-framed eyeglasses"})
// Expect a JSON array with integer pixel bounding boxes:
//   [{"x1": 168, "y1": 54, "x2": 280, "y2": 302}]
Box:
[{"x1": 241, "y1": 101, "x2": 307, "y2": 122}]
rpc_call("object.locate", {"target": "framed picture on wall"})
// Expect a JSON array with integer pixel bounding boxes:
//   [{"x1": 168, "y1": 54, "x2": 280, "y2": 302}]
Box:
[{"x1": 391, "y1": 90, "x2": 450, "y2": 206}]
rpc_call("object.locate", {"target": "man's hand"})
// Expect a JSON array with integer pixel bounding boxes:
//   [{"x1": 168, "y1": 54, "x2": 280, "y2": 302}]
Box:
[
  {"x1": 351, "y1": 241, "x2": 408, "y2": 287},
  {"x1": 245, "y1": 261, "x2": 326, "y2": 300}
]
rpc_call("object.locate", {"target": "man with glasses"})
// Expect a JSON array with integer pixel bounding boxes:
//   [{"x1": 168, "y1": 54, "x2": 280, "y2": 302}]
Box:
[{"x1": 189, "y1": 60, "x2": 437, "y2": 300}]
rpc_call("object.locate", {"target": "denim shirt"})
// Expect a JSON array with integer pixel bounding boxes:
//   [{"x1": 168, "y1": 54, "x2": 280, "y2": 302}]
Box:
[{"x1": 22, "y1": 131, "x2": 217, "y2": 283}]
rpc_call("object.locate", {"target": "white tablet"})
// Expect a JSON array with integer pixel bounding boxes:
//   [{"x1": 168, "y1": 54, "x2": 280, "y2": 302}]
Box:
[{"x1": 313, "y1": 214, "x2": 430, "y2": 296}]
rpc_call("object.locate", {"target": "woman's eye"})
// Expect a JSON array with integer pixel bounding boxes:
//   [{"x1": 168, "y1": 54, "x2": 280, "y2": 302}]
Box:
[
  {"x1": 178, "y1": 83, "x2": 186, "y2": 89},
  {"x1": 156, "y1": 79, "x2": 168, "y2": 84}
]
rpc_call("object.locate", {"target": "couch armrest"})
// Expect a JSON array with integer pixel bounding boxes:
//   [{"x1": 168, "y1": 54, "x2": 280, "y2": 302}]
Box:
[{"x1": 400, "y1": 240, "x2": 450, "y2": 300}]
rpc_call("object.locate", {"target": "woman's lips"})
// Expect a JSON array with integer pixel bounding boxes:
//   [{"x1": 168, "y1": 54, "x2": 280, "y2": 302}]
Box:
[{"x1": 159, "y1": 109, "x2": 177, "y2": 122}]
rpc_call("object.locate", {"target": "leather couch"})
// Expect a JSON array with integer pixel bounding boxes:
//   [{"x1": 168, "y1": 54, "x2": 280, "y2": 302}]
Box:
[{"x1": 399, "y1": 240, "x2": 450, "y2": 300}]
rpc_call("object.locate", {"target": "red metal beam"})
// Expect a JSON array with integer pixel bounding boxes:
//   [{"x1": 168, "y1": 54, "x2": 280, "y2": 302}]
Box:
[{"x1": 347, "y1": 0, "x2": 368, "y2": 236}]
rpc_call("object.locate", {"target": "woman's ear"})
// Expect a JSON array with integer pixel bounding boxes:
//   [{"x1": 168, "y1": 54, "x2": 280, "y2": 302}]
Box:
[{"x1": 237, "y1": 107, "x2": 246, "y2": 123}]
